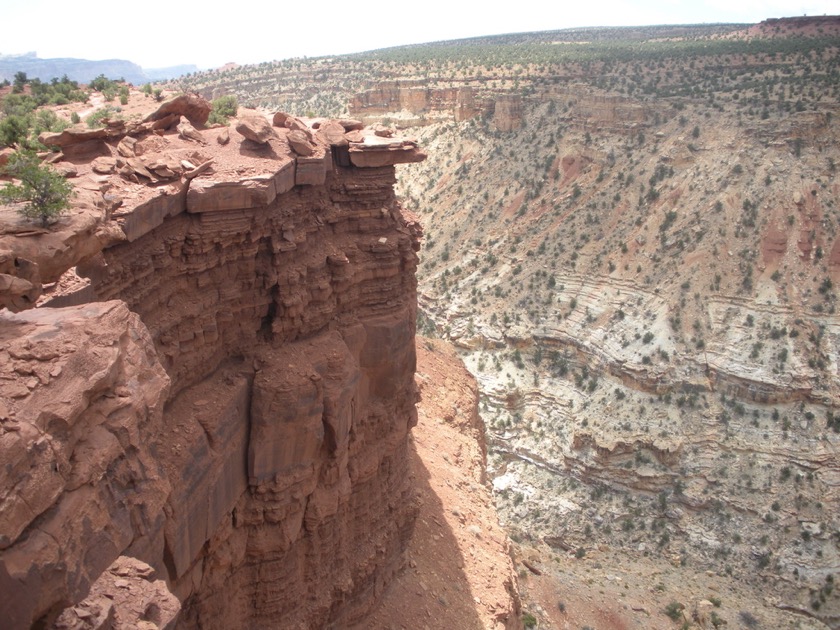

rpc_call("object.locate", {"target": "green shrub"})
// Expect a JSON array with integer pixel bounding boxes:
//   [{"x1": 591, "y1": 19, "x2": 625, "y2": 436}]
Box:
[
  {"x1": 664, "y1": 601, "x2": 684, "y2": 621},
  {"x1": 522, "y1": 612, "x2": 537, "y2": 628},
  {"x1": 208, "y1": 95, "x2": 239, "y2": 125},
  {"x1": 86, "y1": 105, "x2": 121, "y2": 129},
  {"x1": 0, "y1": 151, "x2": 74, "y2": 226},
  {"x1": 0, "y1": 115, "x2": 31, "y2": 147}
]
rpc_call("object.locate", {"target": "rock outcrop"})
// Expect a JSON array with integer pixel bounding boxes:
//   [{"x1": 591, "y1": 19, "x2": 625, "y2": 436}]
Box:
[
  {"x1": 349, "y1": 81, "x2": 524, "y2": 131},
  {"x1": 0, "y1": 96, "x2": 427, "y2": 629},
  {"x1": 53, "y1": 557, "x2": 180, "y2": 630}
]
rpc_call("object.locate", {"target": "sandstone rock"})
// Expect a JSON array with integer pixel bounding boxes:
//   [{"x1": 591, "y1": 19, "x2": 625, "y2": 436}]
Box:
[
  {"x1": 117, "y1": 156, "x2": 157, "y2": 181},
  {"x1": 116, "y1": 136, "x2": 137, "y2": 158},
  {"x1": 183, "y1": 158, "x2": 214, "y2": 180},
  {"x1": 349, "y1": 136, "x2": 427, "y2": 168},
  {"x1": 284, "y1": 115, "x2": 314, "y2": 141},
  {"x1": 142, "y1": 153, "x2": 184, "y2": 180},
  {"x1": 113, "y1": 183, "x2": 187, "y2": 242},
  {"x1": 38, "y1": 126, "x2": 114, "y2": 149},
  {"x1": 91, "y1": 157, "x2": 116, "y2": 174},
  {"x1": 186, "y1": 173, "x2": 279, "y2": 212},
  {"x1": 0, "y1": 100, "x2": 426, "y2": 630},
  {"x1": 316, "y1": 120, "x2": 349, "y2": 147},
  {"x1": 295, "y1": 152, "x2": 329, "y2": 185},
  {"x1": 149, "y1": 113, "x2": 180, "y2": 131},
  {"x1": 235, "y1": 115, "x2": 277, "y2": 145},
  {"x1": 373, "y1": 124, "x2": 394, "y2": 138},
  {"x1": 90, "y1": 161, "x2": 419, "y2": 629},
  {"x1": 287, "y1": 129, "x2": 315, "y2": 156},
  {"x1": 37, "y1": 127, "x2": 116, "y2": 160},
  {"x1": 217, "y1": 127, "x2": 230, "y2": 145},
  {"x1": 0, "y1": 204, "x2": 125, "y2": 293},
  {"x1": 338, "y1": 118, "x2": 364, "y2": 131},
  {"x1": 53, "y1": 163, "x2": 78, "y2": 178},
  {"x1": 272, "y1": 111, "x2": 291, "y2": 127},
  {"x1": 177, "y1": 116, "x2": 206, "y2": 144},
  {"x1": 142, "y1": 93, "x2": 212, "y2": 126},
  {"x1": 492, "y1": 95, "x2": 523, "y2": 132},
  {"x1": 0, "y1": 251, "x2": 41, "y2": 311},
  {"x1": 51, "y1": 556, "x2": 180, "y2": 630},
  {"x1": 0, "y1": 301, "x2": 171, "y2": 629}
]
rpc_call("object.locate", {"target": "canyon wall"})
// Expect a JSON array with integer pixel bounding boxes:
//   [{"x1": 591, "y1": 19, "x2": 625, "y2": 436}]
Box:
[
  {"x1": 349, "y1": 81, "x2": 523, "y2": 132},
  {"x1": 0, "y1": 102, "x2": 427, "y2": 628},
  {"x1": 349, "y1": 80, "x2": 654, "y2": 134}
]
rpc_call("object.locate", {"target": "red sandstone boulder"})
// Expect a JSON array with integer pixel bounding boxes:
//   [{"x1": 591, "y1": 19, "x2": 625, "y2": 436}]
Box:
[
  {"x1": 142, "y1": 93, "x2": 212, "y2": 126},
  {"x1": 338, "y1": 118, "x2": 364, "y2": 131},
  {"x1": 317, "y1": 120, "x2": 349, "y2": 147},
  {"x1": 0, "y1": 250, "x2": 41, "y2": 311},
  {"x1": 235, "y1": 116, "x2": 277, "y2": 145},
  {"x1": 283, "y1": 115, "x2": 315, "y2": 142},
  {"x1": 177, "y1": 116, "x2": 206, "y2": 144},
  {"x1": 288, "y1": 129, "x2": 315, "y2": 156},
  {"x1": 272, "y1": 111, "x2": 291, "y2": 127}
]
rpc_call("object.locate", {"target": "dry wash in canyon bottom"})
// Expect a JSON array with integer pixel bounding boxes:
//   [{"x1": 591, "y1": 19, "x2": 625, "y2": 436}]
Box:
[{"x1": 0, "y1": 94, "x2": 443, "y2": 628}]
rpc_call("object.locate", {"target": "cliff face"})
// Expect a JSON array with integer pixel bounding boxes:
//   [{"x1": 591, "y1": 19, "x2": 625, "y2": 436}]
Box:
[
  {"x1": 349, "y1": 81, "x2": 523, "y2": 131},
  {"x1": 0, "y1": 102, "x2": 425, "y2": 628}
]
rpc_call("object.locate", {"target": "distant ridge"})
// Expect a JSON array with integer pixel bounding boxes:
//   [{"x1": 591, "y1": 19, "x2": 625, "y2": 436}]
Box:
[{"x1": 0, "y1": 53, "x2": 198, "y2": 85}]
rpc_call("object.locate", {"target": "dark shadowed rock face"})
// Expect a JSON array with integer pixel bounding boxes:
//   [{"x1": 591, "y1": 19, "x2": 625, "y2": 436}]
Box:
[{"x1": 0, "y1": 106, "x2": 425, "y2": 629}]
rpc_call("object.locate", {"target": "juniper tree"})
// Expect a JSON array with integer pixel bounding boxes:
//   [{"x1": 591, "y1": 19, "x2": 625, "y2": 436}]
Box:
[{"x1": 0, "y1": 151, "x2": 73, "y2": 227}]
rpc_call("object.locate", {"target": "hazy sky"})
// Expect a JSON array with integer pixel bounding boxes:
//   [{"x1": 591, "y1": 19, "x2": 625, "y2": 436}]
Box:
[{"x1": 1, "y1": 0, "x2": 836, "y2": 69}]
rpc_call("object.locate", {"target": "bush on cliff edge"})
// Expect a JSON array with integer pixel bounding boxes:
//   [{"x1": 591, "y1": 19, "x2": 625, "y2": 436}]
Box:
[{"x1": 1, "y1": 151, "x2": 73, "y2": 227}]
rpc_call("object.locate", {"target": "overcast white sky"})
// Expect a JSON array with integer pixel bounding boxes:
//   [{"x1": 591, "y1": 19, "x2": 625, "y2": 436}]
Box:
[{"x1": 1, "y1": 0, "x2": 836, "y2": 69}]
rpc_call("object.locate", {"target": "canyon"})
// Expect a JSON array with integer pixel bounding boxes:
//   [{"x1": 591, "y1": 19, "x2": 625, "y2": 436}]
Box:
[{"x1": 2, "y1": 15, "x2": 840, "y2": 630}]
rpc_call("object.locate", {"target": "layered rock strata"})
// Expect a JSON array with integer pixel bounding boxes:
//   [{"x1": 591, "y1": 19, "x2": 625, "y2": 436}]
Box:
[{"x1": 0, "y1": 99, "x2": 426, "y2": 629}]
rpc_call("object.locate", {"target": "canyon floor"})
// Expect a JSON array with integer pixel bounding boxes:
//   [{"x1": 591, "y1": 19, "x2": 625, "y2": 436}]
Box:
[{"x1": 356, "y1": 338, "x2": 520, "y2": 630}]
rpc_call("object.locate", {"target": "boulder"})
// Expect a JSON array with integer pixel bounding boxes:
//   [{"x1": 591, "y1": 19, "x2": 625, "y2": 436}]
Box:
[
  {"x1": 142, "y1": 94, "x2": 212, "y2": 126},
  {"x1": 372, "y1": 124, "x2": 394, "y2": 138},
  {"x1": 288, "y1": 130, "x2": 315, "y2": 156},
  {"x1": 53, "y1": 163, "x2": 78, "y2": 178},
  {"x1": 177, "y1": 116, "x2": 206, "y2": 144},
  {"x1": 0, "y1": 250, "x2": 41, "y2": 312},
  {"x1": 116, "y1": 136, "x2": 137, "y2": 158},
  {"x1": 235, "y1": 116, "x2": 277, "y2": 145},
  {"x1": 284, "y1": 116, "x2": 314, "y2": 142},
  {"x1": 91, "y1": 157, "x2": 116, "y2": 174},
  {"x1": 272, "y1": 111, "x2": 291, "y2": 127},
  {"x1": 38, "y1": 127, "x2": 115, "y2": 149},
  {"x1": 337, "y1": 118, "x2": 364, "y2": 131},
  {"x1": 317, "y1": 121, "x2": 349, "y2": 147}
]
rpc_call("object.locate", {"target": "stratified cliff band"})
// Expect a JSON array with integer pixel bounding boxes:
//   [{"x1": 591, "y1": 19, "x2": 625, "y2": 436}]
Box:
[{"x1": 0, "y1": 97, "x2": 427, "y2": 629}]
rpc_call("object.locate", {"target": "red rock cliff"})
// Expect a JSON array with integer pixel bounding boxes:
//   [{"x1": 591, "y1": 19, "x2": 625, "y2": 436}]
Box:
[{"x1": 0, "y1": 103, "x2": 426, "y2": 629}]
